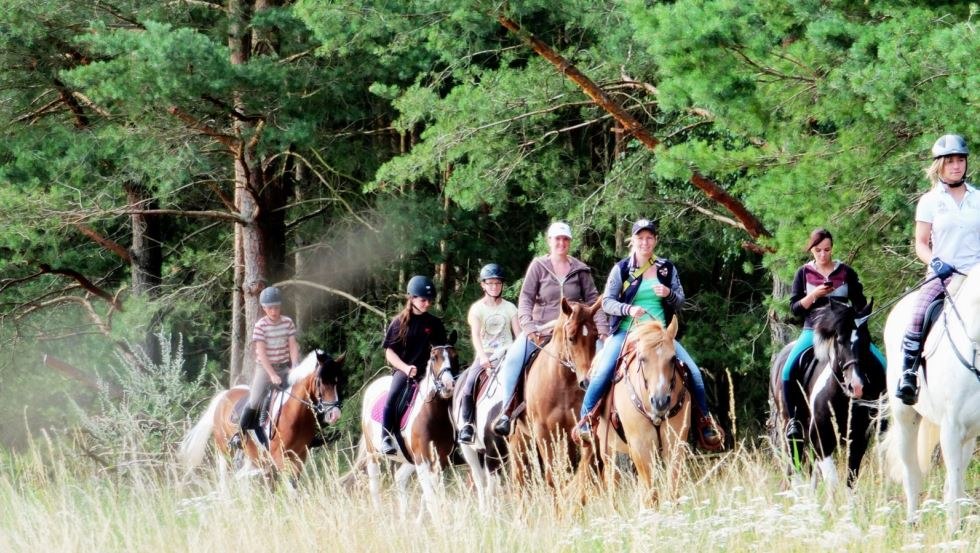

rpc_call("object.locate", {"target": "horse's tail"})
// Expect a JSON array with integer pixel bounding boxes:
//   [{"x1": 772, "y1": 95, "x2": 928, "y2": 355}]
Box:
[
  {"x1": 338, "y1": 436, "x2": 369, "y2": 491},
  {"x1": 883, "y1": 410, "x2": 940, "y2": 482},
  {"x1": 178, "y1": 390, "x2": 226, "y2": 471}
]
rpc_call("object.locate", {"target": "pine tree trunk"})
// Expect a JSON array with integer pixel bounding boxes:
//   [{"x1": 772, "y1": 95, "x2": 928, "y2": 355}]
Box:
[{"x1": 125, "y1": 182, "x2": 163, "y2": 365}]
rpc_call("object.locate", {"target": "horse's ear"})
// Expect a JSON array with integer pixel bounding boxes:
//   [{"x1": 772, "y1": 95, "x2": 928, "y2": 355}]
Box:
[
  {"x1": 334, "y1": 352, "x2": 346, "y2": 366},
  {"x1": 856, "y1": 298, "x2": 874, "y2": 319},
  {"x1": 666, "y1": 316, "x2": 679, "y2": 340},
  {"x1": 561, "y1": 297, "x2": 573, "y2": 316},
  {"x1": 589, "y1": 297, "x2": 602, "y2": 316},
  {"x1": 447, "y1": 329, "x2": 458, "y2": 345}
]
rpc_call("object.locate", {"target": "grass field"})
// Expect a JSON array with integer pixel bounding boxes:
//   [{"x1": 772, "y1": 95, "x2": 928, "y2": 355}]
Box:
[{"x1": 1, "y1": 430, "x2": 976, "y2": 553}]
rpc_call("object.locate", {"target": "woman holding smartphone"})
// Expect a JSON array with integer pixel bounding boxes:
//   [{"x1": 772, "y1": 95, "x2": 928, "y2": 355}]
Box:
[{"x1": 780, "y1": 228, "x2": 884, "y2": 441}]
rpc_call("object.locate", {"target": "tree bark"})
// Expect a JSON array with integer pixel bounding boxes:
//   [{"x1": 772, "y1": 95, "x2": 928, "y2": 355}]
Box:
[
  {"x1": 497, "y1": 14, "x2": 771, "y2": 242},
  {"x1": 125, "y1": 182, "x2": 164, "y2": 364}
]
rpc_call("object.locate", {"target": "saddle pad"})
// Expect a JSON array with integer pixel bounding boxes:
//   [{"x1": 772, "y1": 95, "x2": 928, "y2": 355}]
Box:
[{"x1": 370, "y1": 384, "x2": 419, "y2": 430}]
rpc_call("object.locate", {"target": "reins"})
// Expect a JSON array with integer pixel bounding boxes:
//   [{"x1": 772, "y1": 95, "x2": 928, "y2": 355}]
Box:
[{"x1": 937, "y1": 277, "x2": 980, "y2": 380}]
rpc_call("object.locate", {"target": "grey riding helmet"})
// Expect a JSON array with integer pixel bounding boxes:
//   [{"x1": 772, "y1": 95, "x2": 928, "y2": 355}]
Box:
[
  {"x1": 407, "y1": 275, "x2": 436, "y2": 300},
  {"x1": 931, "y1": 134, "x2": 969, "y2": 158},
  {"x1": 479, "y1": 263, "x2": 505, "y2": 281},
  {"x1": 259, "y1": 286, "x2": 283, "y2": 306}
]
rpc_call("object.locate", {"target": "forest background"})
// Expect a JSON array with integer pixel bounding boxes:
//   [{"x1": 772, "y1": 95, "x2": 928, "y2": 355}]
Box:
[{"x1": 1, "y1": 0, "x2": 977, "y2": 454}]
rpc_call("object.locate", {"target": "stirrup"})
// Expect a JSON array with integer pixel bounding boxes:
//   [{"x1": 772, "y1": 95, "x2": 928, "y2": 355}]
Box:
[
  {"x1": 492, "y1": 415, "x2": 512, "y2": 437},
  {"x1": 895, "y1": 371, "x2": 919, "y2": 406},
  {"x1": 228, "y1": 433, "x2": 243, "y2": 450},
  {"x1": 574, "y1": 420, "x2": 593, "y2": 444},
  {"x1": 458, "y1": 423, "x2": 475, "y2": 444},
  {"x1": 697, "y1": 415, "x2": 725, "y2": 452},
  {"x1": 380, "y1": 434, "x2": 398, "y2": 456}
]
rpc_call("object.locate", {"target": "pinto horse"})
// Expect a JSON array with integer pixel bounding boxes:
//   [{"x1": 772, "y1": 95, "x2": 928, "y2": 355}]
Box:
[
  {"x1": 577, "y1": 318, "x2": 690, "y2": 499},
  {"x1": 509, "y1": 298, "x2": 600, "y2": 489},
  {"x1": 769, "y1": 301, "x2": 884, "y2": 487},
  {"x1": 179, "y1": 349, "x2": 344, "y2": 480},
  {"x1": 451, "y1": 357, "x2": 509, "y2": 508},
  {"x1": 884, "y1": 267, "x2": 980, "y2": 528},
  {"x1": 344, "y1": 334, "x2": 460, "y2": 518}
]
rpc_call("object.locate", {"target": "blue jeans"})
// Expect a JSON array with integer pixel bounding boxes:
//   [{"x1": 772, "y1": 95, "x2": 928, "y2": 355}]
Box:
[
  {"x1": 781, "y1": 329, "x2": 886, "y2": 381},
  {"x1": 497, "y1": 332, "x2": 539, "y2": 408},
  {"x1": 580, "y1": 329, "x2": 711, "y2": 418}
]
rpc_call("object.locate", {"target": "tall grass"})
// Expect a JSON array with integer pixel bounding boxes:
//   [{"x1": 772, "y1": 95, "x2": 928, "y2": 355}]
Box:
[{"x1": 1, "y1": 431, "x2": 976, "y2": 552}]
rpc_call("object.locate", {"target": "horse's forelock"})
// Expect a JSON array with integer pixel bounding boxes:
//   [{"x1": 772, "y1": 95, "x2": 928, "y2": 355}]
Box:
[{"x1": 633, "y1": 320, "x2": 669, "y2": 350}]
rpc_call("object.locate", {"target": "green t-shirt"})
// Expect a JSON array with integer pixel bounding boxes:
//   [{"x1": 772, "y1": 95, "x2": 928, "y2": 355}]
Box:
[{"x1": 618, "y1": 278, "x2": 666, "y2": 332}]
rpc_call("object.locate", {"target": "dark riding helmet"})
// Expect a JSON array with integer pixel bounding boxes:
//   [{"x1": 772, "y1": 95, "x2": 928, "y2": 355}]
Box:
[
  {"x1": 932, "y1": 134, "x2": 969, "y2": 159},
  {"x1": 259, "y1": 286, "x2": 283, "y2": 306},
  {"x1": 479, "y1": 263, "x2": 505, "y2": 281},
  {"x1": 407, "y1": 275, "x2": 436, "y2": 300}
]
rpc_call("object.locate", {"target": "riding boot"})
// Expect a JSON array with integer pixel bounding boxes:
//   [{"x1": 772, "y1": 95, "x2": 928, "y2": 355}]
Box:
[
  {"x1": 458, "y1": 394, "x2": 476, "y2": 444},
  {"x1": 781, "y1": 379, "x2": 804, "y2": 442},
  {"x1": 492, "y1": 400, "x2": 513, "y2": 437},
  {"x1": 895, "y1": 331, "x2": 922, "y2": 406},
  {"x1": 696, "y1": 414, "x2": 725, "y2": 452}
]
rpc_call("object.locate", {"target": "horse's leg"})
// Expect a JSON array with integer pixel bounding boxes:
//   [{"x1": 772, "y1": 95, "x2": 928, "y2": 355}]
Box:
[
  {"x1": 461, "y1": 445, "x2": 489, "y2": 510},
  {"x1": 415, "y1": 461, "x2": 442, "y2": 523},
  {"x1": 844, "y1": 410, "x2": 872, "y2": 488},
  {"x1": 394, "y1": 463, "x2": 416, "y2": 519},
  {"x1": 938, "y1": 418, "x2": 968, "y2": 530},
  {"x1": 366, "y1": 455, "x2": 383, "y2": 510},
  {"x1": 894, "y1": 406, "x2": 924, "y2": 524},
  {"x1": 663, "y1": 411, "x2": 690, "y2": 499}
]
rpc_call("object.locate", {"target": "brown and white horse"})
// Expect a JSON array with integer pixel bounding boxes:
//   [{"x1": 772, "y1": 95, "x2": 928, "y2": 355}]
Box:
[
  {"x1": 509, "y1": 298, "x2": 600, "y2": 490},
  {"x1": 577, "y1": 318, "x2": 689, "y2": 501},
  {"x1": 179, "y1": 349, "x2": 344, "y2": 481},
  {"x1": 344, "y1": 335, "x2": 459, "y2": 519}
]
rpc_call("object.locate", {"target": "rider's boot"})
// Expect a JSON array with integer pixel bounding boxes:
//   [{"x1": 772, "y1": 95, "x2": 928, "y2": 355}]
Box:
[
  {"x1": 696, "y1": 413, "x2": 725, "y2": 452},
  {"x1": 781, "y1": 379, "x2": 804, "y2": 443},
  {"x1": 458, "y1": 396, "x2": 476, "y2": 444},
  {"x1": 492, "y1": 397, "x2": 514, "y2": 437},
  {"x1": 895, "y1": 331, "x2": 922, "y2": 406},
  {"x1": 229, "y1": 406, "x2": 258, "y2": 449}
]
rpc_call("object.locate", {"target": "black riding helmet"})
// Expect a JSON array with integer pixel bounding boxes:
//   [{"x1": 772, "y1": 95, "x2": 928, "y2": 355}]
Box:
[
  {"x1": 479, "y1": 263, "x2": 505, "y2": 281},
  {"x1": 407, "y1": 275, "x2": 436, "y2": 300}
]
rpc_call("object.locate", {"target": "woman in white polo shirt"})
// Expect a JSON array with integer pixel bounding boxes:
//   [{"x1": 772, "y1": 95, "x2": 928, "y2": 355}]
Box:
[{"x1": 895, "y1": 134, "x2": 980, "y2": 405}]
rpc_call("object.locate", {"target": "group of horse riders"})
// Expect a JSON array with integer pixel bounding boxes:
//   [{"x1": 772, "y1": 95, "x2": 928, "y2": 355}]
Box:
[{"x1": 236, "y1": 132, "x2": 979, "y2": 464}]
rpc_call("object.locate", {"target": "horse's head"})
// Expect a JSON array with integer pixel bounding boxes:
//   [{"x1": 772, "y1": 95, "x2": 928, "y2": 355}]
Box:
[
  {"x1": 632, "y1": 318, "x2": 680, "y2": 419},
  {"x1": 812, "y1": 300, "x2": 864, "y2": 400},
  {"x1": 313, "y1": 349, "x2": 346, "y2": 424},
  {"x1": 427, "y1": 330, "x2": 460, "y2": 399},
  {"x1": 556, "y1": 297, "x2": 602, "y2": 386}
]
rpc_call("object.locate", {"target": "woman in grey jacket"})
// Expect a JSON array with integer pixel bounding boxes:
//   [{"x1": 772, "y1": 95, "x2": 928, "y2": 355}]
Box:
[{"x1": 491, "y1": 221, "x2": 608, "y2": 436}]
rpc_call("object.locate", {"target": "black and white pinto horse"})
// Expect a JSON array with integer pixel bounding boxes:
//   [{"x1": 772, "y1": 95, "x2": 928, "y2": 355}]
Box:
[
  {"x1": 770, "y1": 300, "x2": 886, "y2": 487},
  {"x1": 451, "y1": 357, "x2": 509, "y2": 508}
]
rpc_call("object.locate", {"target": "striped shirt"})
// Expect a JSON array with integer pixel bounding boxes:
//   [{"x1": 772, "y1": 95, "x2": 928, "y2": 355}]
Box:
[{"x1": 252, "y1": 315, "x2": 297, "y2": 365}]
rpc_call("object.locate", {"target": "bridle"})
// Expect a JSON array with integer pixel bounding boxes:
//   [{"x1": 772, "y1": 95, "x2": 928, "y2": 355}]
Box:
[
  {"x1": 625, "y1": 335, "x2": 686, "y2": 426},
  {"x1": 426, "y1": 345, "x2": 457, "y2": 398}
]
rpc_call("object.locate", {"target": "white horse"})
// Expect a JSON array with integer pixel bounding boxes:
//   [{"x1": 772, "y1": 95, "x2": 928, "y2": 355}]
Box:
[
  {"x1": 884, "y1": 266, "x2": 980, "y2": 528},
  {"x1": 342, "y1": 340, "x2": 458, "y2": 519}
]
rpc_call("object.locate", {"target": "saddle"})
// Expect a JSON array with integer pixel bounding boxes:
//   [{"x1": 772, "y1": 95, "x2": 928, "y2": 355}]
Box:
[
  {"x1": 370, "y1": 380, "x2": 420, "y2": 430},
  {"x1": 500, "y1": 336, "x2": 548, "y2": 418},
  {"x1": 232, "y1": 389, "x2": 281, "y2": 448}
]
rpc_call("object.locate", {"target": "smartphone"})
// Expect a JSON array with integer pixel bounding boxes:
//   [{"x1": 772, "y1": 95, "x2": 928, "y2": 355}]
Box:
[{"x1": 822, "y1": 279, "x2": 833, "y2": 288}]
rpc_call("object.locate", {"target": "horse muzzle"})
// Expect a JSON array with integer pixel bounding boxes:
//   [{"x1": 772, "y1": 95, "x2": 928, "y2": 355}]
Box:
[{"x1": 650, "y1": 393, "x2": 671, "y2": 418}]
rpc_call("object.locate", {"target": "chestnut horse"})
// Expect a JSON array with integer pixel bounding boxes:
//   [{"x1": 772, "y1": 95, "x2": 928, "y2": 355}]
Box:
[
  {"x1": 577, "y1": 318, "x2": 689, "y2": 500},
  {"x1": 343, "y1": 335, "x2": 460, "y2": 519},
  {"x1": 179, "y1": 349, "x2": 344, "y2": 480},
  {"x1": 509, "y1": 298, "x2": 600, "y2": 489}
]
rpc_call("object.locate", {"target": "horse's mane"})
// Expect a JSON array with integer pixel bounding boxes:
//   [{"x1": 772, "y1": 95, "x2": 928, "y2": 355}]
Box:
[
  {"x1": 287, "y1": 350, "x2": 320, "y2": 385},
  {"x1": 811, "y1": 301, "x2": 854, "y2": 364},
  {"x1": 632, "y1": 319, "x2": 669, "y2": 349}
]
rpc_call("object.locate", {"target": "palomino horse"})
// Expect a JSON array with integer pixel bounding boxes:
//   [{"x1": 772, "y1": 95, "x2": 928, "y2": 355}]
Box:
[
  {"x1": 577, "y1": 318, "x2": 689, "y2": 500},
  {"x1": 451, "y1": 356, "x2": 509, "y2": 508},
  {"x1": 179, "y1": 350, "x2": 344, "y2": 480},
  {"x1": 344, "y1": 335, "x2": 460, "y2": 518},
  {"x1": 769, "y1": 301, "x2": 885, "y2": 487},
  {"x1": 509, "y1": 298, "x2": 600, "y2": 488},
  {"x1": 884, "y1": 267, "x2": 980, "y2": 528}
]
